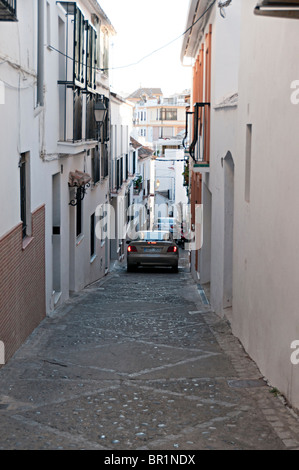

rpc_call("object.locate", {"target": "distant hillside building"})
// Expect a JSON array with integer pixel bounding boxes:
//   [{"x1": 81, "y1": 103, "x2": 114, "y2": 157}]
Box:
[{"x1": 127, "y1": 88, "x2": 190, "y2": 154}]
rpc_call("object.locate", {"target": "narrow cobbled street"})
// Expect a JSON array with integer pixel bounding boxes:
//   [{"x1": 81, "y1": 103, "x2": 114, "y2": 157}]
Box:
[{"x1": 0, "y1": 249, "x2": 298, "y2": 451}]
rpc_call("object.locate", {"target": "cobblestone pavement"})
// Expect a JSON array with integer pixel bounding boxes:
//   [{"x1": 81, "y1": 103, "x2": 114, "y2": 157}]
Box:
[{"x1": 0, "y1": 250, "x2": 299, "y2": 450}]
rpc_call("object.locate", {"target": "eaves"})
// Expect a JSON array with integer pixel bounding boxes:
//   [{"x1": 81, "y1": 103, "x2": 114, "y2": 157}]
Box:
[
  {"x1": 180, "y1": 0, "x2": 215, "y2": 62},
  {"x1": 80, "y1": 0, "x2": 116, "y2": 35}
]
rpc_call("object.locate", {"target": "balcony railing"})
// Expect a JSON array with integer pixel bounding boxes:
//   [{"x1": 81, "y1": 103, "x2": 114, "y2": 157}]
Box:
[
  {"x1": 0, "y1": 0, "x2": 17, "y2": 21},
  {"x1": 189, "y1": 102, "x2": 210, "y2": 163}
]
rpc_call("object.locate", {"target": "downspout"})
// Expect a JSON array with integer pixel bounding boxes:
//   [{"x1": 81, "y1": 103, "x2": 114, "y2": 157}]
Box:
[{"x1": 37, "y1": 0, "x2": 44, "y2": 107}]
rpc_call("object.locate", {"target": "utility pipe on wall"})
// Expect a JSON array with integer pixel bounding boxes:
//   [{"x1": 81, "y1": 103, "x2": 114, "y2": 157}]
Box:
[{"x1": 37, "y1": 0, "x2": 44, "y2": 107}]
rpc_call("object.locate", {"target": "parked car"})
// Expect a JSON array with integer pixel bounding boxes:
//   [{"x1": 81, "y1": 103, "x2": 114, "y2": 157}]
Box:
[{"x1": 127, "y1": 231, "x2": 179, "y2": 272}]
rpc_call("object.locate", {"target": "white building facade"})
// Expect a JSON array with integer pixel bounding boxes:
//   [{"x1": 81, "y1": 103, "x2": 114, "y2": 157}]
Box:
[
  {"x1": 40, "y1": 0, "x2": 116, "y2": 312},
  {"x1": 110, "y1": 92, "x2": 135, "y2": 260},
  {"x1": 128, "y1": 88, "x2": 188, "y2": 151},
  {"x1": 232, "y1": 0, "x2": 299, "y2": 410},
  {"x1": 0, "y1": 0, "x2": 131, "y2": 363},
  {"x1": 182, "y1": 0, "x2": 299, "y2": 411},
  {"x1": 0, "y1": 0, "x2": 46, "y2": 362},
  {"x1": 181, "y1": 0, "x2": 241, "y2": 313}
]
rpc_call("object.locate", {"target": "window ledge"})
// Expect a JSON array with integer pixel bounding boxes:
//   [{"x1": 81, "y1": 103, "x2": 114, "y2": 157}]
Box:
[{"x1": 22, "y1": 236, "x2": 34, "y2": 251}]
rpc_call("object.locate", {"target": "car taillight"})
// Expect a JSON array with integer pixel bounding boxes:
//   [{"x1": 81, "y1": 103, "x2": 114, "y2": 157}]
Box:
[
  {"x1": 167, "y1": 246, "x2": 178, "y2": 253},
  {"x1": 128, "y1": 245, "x2": 137, "y2": 253}
]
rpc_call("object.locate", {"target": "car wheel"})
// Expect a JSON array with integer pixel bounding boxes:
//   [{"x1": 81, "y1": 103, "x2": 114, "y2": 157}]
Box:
[
  {"x1": 127, "y1": 264, "x2": 135, "y2": 272},
  {"x1": 172, "y1": 265, "x2": 179, "y2": 273}
]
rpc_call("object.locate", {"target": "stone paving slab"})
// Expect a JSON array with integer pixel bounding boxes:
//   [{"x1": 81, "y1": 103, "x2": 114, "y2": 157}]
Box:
[{"x1": 0, "y1": 252, "x2": 298, "y2": 450}]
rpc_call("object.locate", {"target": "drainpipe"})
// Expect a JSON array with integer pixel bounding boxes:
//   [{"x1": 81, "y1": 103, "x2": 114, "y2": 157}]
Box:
[{"x1": 37, "y1": 0, "x2": 44, "y2": 107}]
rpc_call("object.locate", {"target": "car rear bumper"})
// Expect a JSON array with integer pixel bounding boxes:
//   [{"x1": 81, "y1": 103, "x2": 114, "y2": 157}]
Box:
[{"x1": 127, "y1": 253, "x2": 178, "y2": 267}]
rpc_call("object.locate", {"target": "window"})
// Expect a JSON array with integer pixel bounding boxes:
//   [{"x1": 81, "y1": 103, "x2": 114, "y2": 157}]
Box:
[
  {"x1": 97, "y1": 205, "x2": 107, "y2": 246},
  {"x1": 91, "y1": 146, "x2": 100, "y2": 183},
  {"x1": 100, "y1": 27, "x2": 109, "y2": 75},
  {"x1": 74, "y1": 6, "x2": 85, "y2": 85},
  {"x1": 86, "y1": 23, "x2": 97, "y2": 90},
  {"x1": 19, "y1": 152, "x2": 31, "y2": 239},
  {"x1": 86, "y1": 93, "x2": 96, "y2": 140},
  {"x1": 116, "y1": 159, "x2": 120, "y2": 190},
  {"x1": 204, "y1": 25, "x2": 212, "y2": 163},
  {"x1": 101, "y1": 144, "x2": 109, "y2": 179},
  {"x1": 245, "y1": 124, "x2": 252, "y2": 203},
  {"x1": 160, "y1": 108, "x2": 177, "y2": 121},
  {"x1": 103, "y1": 96, "x2": 110, "y2": 142},
  {"x1": 73, "y1": 88, "x2": 83, "y2": 142},
  {"x1": 125, "y1": 154, "x2": 129, "y2": 180},
  {"x1": 76, "y1": 192, "x2": 82, "y2": 237},
  {"x1": 20, "y1": 154, "x2": 27, "y2": 239},
  {"x1": 90, "y1": 213, "x2": 96, "y2": 258},
  {"x1": 120, "y1": 157, "x2": 123, "y2": 187}
]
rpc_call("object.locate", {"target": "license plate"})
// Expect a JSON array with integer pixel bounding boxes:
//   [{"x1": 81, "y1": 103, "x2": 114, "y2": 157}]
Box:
[{"x1": 144, "y1": 247, "x2": 161, "y2": 253}]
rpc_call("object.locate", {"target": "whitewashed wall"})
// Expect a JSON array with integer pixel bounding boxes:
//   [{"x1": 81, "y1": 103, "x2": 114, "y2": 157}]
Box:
[
  {"x1": 0, "y1": 0, "x2": 39, "y2": 238},
  {"x1": 232, "y1": 0, "x2": 299, "y2": 409}
]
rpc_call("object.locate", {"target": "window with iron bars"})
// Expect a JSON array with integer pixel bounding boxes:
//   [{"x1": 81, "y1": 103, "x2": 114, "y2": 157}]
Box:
[{"x1": 101, "y1": 144, "x2": 109, "y2": 179}]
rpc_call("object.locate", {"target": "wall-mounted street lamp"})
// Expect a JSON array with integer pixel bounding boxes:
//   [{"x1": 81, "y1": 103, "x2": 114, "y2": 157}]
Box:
[
  {"x1": 254, "y1": 1, "x2": 299, "y2": 18},
  {"x1": 94, "y1": 95, "x2": 108, "y2": 143},
  {"x1": 68, "y1": 170, "x2": 91, "y2": 206},
  {"x1": 94, "y1": 99, "x2": 107, "y2": 123}
]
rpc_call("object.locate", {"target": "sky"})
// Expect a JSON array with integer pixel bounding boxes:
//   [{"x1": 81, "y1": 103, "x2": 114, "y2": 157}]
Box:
[{"x1": 98, "y1": 0, "x2": 192, "y2": 98}]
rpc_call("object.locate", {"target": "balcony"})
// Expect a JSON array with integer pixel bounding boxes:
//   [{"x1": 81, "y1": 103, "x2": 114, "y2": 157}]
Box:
[
  {"x1": 189, "y1": 102, "x2": 210, "y2": 169},
  {"x1": 0, "y1": 0, "x2": 17, "y2": 21}
]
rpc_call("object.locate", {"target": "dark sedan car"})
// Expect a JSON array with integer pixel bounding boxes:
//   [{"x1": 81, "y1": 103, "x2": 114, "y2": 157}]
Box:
[{"x1": 127, "y1": 231, "x2": 179, "y2": 272}]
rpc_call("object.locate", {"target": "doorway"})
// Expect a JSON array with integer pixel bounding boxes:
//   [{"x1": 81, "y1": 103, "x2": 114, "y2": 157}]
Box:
[
  {"x1": 52, "y1": 173, "x2": 61, "y2": 304},
  {"x1": 223, "y1": 151, "x2": 235, "y2": 309}
]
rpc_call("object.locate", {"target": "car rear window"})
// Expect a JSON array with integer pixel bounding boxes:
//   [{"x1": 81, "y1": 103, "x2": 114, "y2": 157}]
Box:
[
  {"x1": 137, "y1": 231, "x2": 170, "y2": 241},
  {"x1": 158, "y1": 218, "x2": 175, "y2": 225}
]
